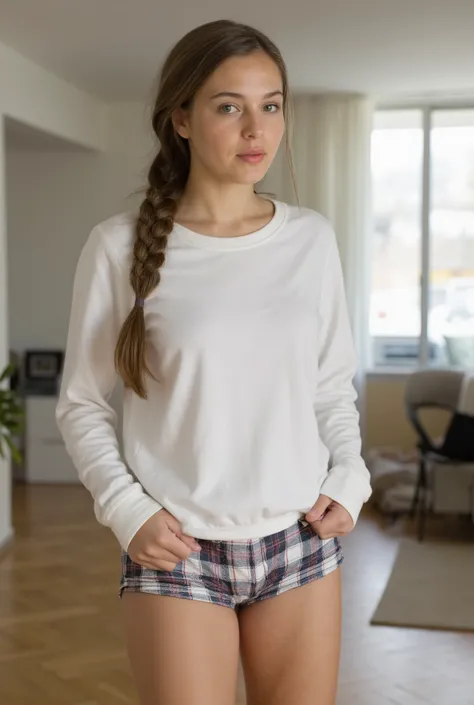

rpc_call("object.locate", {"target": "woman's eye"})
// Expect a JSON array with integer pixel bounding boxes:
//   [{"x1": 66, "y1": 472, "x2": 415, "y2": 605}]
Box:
[
  {"x1": 263, "y1": 103, "x2": 281, "y2": 113},
  {"x1": 220, "y1": 104, "x2": 238, "y2": 114}
]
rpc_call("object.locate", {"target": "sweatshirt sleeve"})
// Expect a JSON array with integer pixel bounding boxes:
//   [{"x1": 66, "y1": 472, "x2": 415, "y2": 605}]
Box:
[
  {"x1": 314, "y1": 224, "x2": 372, "y2": 525},
  {"x1": 56, "y1": 223, "x2": 163, "y2": 551}
]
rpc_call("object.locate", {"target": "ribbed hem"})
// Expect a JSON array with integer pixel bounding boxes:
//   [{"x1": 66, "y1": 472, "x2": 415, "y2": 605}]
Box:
[
  {"x1": 180, "y1": 510, "x2": 302, "y2": 541},
  {"x1": 318, "y1": 463, "x2": 373, "y2": 526},
  {"x1": 109, "y1": 494, "x2": 164, "y2": 551}
]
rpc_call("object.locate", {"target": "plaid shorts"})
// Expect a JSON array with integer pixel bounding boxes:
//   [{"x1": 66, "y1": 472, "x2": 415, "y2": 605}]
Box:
[{"x1": 119, "y1": 518, "x2": 344, "y2": 609}]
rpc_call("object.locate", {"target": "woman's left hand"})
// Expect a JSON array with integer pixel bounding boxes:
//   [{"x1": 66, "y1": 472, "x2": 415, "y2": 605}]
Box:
[{"x1": 305, "y1": 494, "x2": 354, "y2": 538}]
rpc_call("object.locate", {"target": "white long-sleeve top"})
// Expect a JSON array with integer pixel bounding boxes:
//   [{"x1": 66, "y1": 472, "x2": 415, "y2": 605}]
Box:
[{"x1": 56, "y1": 200, "x2": 372, "y2": 551}]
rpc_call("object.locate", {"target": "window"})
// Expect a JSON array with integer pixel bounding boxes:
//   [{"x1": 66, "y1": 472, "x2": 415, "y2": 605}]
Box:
[{"x1": 371, "y1": 108, "x2": 474, "y2": 369}]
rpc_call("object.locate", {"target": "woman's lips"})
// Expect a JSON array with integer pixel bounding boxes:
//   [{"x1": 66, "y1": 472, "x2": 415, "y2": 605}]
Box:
[{"x1": 237, "y1": 152, "x2": 265, "y2": 164}]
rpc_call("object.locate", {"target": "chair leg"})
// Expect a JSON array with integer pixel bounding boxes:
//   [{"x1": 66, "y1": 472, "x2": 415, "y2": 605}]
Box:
[
  {"x1": 418, "y1": 487, "x2": 426, "y2": 541},
  {"x1": 410, "y1": 460, "x2": 422, "y2": 519},
  {"x1": 417, "y1": 459, "x2": 428, "y2": 542}
]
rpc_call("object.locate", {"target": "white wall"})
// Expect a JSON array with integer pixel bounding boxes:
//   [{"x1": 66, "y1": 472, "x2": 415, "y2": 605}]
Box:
[
  {"x1": 5, "y1": 103, "x2": 158, "y2": 485},
  {"x1": 0, "y1": 39, "x2": 109, "y2": 549},
  {"x1": 0, "y1": 42, "x2": 107, "y2": 152},
  {"x1": 6, "y1": 104, "x2": 155, "y2": 353},
  {"x1": 0, "y1": 110, "x2": 12, "y2": 550}
]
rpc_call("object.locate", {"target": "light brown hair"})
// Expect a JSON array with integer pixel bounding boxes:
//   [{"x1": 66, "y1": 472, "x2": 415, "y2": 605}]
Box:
[{"x1": 115, "y1": 19, "x2": 295, "y2": 398}]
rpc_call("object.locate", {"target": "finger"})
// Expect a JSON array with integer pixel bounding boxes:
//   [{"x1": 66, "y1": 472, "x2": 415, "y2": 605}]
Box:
[
  {"x1": 178, "y1": 534, "x2": 202, "y2": 552},
  {"x1": 315, "y1": 509, "x2": 347, "y2": 538},
  {"x1": 308, "y1": 493, "x2": 333, "y2": 517},
  {"x1": 160, "y1": 532, "x2": 195, "y2": 562},
  {"x1": 144, "y1": 546, "x2": 185, "y2": 564},
  {"x1": 130, "y1": 546, "x2": 177, "y2": 567},
  {"x1": 323, "y1": 504, "x2": 353, "y2": 533},
  {"x1": 308, "y1": 520, "x2": 338, "y2": 539},
  {"x1": 163, "y1": 514, "x2": 201, "y2": 554},
  {"x1": 306, "y1": 494, "x2": 333, "y2": 521}
]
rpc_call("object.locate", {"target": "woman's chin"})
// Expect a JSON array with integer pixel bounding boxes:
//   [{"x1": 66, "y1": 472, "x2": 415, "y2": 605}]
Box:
[{"x1": 228, "y1": 163, "x2": 269, "y2": 186}]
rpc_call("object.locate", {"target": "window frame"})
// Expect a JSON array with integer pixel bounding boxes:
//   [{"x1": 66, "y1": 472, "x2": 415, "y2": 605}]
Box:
[{"x1": 371, "y1": 102, "x2": 474, "y2": 373}]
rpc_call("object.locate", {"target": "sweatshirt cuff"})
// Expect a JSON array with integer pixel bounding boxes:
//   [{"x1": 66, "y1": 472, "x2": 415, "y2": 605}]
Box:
[
  {"x1": 107, "y1": 494, "x2": 164, "y2": 552},
  {"x1": 319, "y1": 463, "x2": 372, "y2": 527}
]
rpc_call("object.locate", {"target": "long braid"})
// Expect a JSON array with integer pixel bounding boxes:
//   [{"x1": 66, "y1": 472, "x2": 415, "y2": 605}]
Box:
[{"x1": 115, "y1": 150, "x2": 186, "y2": 398}]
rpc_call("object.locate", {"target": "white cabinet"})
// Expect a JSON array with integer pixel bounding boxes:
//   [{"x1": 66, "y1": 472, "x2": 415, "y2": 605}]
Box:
[
  {"x1": 25, "y1": 396, "x2": 79, "y2": 483},
  {"x1": 432, "y1": 461, "x2": 474, "y2": 518}
]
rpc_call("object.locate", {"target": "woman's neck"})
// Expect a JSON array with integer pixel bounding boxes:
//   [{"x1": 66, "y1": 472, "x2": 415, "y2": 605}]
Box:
[{"x1": 175, "y1": 178, "x2": 272, "y2": 238}]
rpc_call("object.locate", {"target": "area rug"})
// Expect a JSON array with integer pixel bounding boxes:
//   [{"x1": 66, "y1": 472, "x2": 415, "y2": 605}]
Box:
[{"x1": 370, "y1": 537, "x2": 474, "y2": 631}]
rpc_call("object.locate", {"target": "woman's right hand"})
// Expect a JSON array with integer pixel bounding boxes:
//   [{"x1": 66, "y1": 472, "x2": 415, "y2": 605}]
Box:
[{"x1": 127, "y1": 508, "x2": 201, "y2": 571}]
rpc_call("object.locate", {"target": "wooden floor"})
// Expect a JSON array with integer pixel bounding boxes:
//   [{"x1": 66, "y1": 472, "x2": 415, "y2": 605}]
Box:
[{"x1": 1, "y1": 484, "x2": 473, "y2": 705}]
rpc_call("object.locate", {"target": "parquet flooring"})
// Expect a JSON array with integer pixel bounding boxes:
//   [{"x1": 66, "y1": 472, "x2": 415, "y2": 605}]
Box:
[{"x1": 1, "y1": 484, "x2": 473, "y2": 704}]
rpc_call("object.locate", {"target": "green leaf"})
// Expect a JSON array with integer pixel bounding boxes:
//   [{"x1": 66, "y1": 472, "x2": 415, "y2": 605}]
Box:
[
  {"x1": 7, "y1": 423, "x2": 24, "y2": 434},
  {"x1": 0, "y1": 363, "x2": 15, "y2": 383},
  {"x1": 0, "y1": 364, "x2": 24, "y2": 455},
  {"x1": 4, "y1": 434, "x2": 22, "y2": 464}
]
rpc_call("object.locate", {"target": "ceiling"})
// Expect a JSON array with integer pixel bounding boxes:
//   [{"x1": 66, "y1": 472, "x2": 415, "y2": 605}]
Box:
[{"x1": 1, "y1": 0, "x2": 474, "y2": 104}]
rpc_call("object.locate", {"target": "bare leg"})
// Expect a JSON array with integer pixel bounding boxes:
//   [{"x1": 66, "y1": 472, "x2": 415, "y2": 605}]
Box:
[
  {"x1": 121, "y1": 593, "x2": 240, "y2": 705},
  {"x1": 239, "y1": 567, "x2": 342, "y2": 705}
]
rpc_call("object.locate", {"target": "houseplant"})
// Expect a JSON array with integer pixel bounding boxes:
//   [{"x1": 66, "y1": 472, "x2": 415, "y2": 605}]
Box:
[{"x1": 0, "y1": 363, "x2": 24, "y2": 463}]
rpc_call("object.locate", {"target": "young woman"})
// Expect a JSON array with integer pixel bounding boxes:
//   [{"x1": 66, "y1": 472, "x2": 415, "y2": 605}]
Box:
[{"x1": 56, "y1": 19, "x2": 372, "y2": 705}]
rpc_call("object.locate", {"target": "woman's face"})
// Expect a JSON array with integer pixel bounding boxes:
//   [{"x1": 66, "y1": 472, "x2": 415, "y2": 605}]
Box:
[{"x1": 173, "y1": 51, "x2": 285, "y2": 186}]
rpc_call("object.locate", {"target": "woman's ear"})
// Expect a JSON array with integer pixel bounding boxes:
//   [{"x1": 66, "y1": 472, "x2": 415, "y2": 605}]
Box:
[{"x1": 172, "y1": 108, "x2": 190, "y2": 140}]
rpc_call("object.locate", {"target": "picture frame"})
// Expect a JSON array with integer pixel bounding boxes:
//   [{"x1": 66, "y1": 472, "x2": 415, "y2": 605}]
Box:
[{"x1": 25, "y1": 350, "x2": 64, "y2": 381}]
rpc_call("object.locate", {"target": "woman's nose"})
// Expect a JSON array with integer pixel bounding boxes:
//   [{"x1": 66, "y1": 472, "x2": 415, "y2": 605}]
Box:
[{"x1": 242, "y1": 113, "x2": 264, "y2": 140}]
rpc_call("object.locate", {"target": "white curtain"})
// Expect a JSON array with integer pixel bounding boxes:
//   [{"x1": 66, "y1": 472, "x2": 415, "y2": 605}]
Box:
[{"x1": 263, "y1": 93, "x2": 374, "y2": 446}]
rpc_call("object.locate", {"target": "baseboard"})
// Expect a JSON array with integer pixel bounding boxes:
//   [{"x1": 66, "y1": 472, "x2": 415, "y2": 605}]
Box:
[{"x1": 0, "y1": 526, "x2": 14, "y2": 558}]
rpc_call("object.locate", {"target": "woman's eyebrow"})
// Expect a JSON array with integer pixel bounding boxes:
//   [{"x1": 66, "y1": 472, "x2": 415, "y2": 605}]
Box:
[{"x1": 209, "y1": 90, "x2": 283, "y2": 100}]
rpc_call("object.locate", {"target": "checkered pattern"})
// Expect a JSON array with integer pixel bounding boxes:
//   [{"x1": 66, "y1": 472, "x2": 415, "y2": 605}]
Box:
[{"x1": 119, "y1": 519, "x2": 343, "y2": 609}]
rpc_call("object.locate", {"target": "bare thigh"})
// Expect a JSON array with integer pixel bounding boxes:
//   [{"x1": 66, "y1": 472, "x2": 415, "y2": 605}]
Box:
[
  {"x1": 239, "y1": 566, "x2": 342, "y2": 705},
  {"x1": 121, "y1": 593, "x2": 240, "y2": 705}
]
